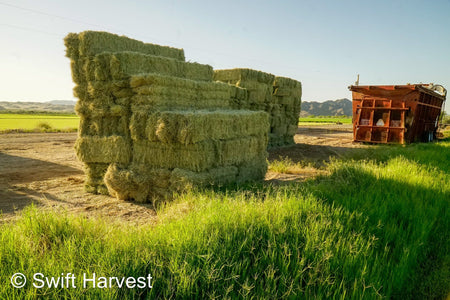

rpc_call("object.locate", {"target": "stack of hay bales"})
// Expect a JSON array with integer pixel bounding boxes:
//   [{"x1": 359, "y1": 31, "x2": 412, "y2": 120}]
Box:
[
  {"x1": 65, "y1": 31, "x2": 268, "y2": 203},
  {"x1": 272, "y1": 76, "x2": 302, "y2": 146},
  {"x1": 214, "y1": 69, "x2": 302, "y2": 147}
]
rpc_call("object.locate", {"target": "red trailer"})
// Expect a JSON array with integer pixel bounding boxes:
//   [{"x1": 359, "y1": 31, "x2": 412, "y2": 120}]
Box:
[{"x1": 349, "y1": 84, "x2": 446, "y2": 144}]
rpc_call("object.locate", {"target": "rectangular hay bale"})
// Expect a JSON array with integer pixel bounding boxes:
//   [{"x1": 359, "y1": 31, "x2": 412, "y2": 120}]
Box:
[
  {"x1": 75, "y1": 135, "x2": 131, "y2": 163},
  {"x1": 83, "y1": 162, "x2": 109, "y2": 194},
  {"x1": 90, "y1": 52, "x2": 213, "y2": 82},
  {"x1": 132, "y1": 140, "x2": 216, "y2": 172},
  {"x1": 64, "y1": 31, "x2": 185, "y2": 61},
  {"x1": 170, "y1": 166, "x2": 238, "y2": 190},
  {"x1": 142, "y1": 110, "x2": 269, "y2": 145},
  {"x1": 131, "y1": 135, "x2": 267, "y2": 172},
  {"x1": 214, "y1": 68, "x2": 275, "y2": 85},
  {"x1": 236, "y1": 155, "x2": 268, "y2": 182},
  {"x1": 130, "y1": 95, "x2": 231, "y2": 110},
  {"x1": 77, "y1": 114, "x2": 130, "y2": 137}
]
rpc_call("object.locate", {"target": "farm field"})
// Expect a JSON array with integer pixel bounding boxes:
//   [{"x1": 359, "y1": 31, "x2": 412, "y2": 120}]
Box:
[
  {"x1": 0, "y1": 113, "x2": 354, "y2": 131},
  {"x1": 298, "y1": 116, "x2": 352, "y2": 125},
  {"x1": 0, "y1": 126, "x2": 448, "y2": 299},
  {"x1": 0, "y1": 113, "x2": 79, "y2": 132}
]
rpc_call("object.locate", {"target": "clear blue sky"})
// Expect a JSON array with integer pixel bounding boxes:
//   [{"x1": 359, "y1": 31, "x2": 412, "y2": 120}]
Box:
[{"x1": 1, "y1": 0, "x2": 449, "y2": 112}]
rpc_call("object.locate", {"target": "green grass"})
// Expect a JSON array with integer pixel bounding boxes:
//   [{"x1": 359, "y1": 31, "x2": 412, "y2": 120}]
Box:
[
  {"x1": 0, "y1": 140, "x2": 448, "y2": 299},
  {"x1": 299, "y1": 116, "x2": 352, "y2": 125},
  {"x1": 0, "y1": 113, "x2": 79, "y2": 132},
  {"x1": 269, "y1": 156, "x2": 297, "y2": 173},
  {"x1": 269, "y1": 156, "x2": 316, "y2": 174}
]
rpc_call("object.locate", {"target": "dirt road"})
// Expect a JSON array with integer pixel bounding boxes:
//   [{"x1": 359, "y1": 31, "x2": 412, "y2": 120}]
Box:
[
  {"x1": 0, "y1": 125, "x2": 360, "y2": 222},
  {"x1": 270, "y1": 124, "x2": 359, "y2": 163}
]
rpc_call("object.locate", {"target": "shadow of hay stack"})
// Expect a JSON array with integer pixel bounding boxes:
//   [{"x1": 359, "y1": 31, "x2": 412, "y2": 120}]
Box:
[
  {"x1": 0, "y1": 152, "x2": 83, "y2": 214},
  {"x1": 65, "y1": 31, "x2": 272, "y2": 205}
]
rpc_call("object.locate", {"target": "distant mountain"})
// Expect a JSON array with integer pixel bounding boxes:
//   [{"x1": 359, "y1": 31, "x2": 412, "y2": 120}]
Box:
[
  {"x1": 47, "y1": 100, "x2": 77, "y2": 106},
  {"x1": 300, "y1": 98, "x2": 352, "y2": 117},
  {"x1": 0, "y1": 101, "x2": 75, "y2": 113}
]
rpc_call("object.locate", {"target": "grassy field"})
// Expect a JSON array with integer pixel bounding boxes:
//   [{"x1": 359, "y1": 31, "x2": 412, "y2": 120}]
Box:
[
  {"x1": 1, "y1": 137, "x2": 448, "y2": 299},
  {"x1": 0, "y1": 113, "x2": 79, "y2": 132},
  {"x1": 0, "y1": 114, "x2": 353, "y2": 131},
  {"x1": 299, "y1": 116, "x2": 352, "y2": 125}
]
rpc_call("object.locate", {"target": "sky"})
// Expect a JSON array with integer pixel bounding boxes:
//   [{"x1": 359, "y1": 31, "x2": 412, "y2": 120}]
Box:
[{"x1": 0, "y1": 0, "x2": 449, "y2": 112}]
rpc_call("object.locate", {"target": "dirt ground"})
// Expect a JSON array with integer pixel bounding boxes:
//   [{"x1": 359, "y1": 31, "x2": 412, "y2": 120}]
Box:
[
  {"x1": 0, "y1": 124, "x2": 361, "y2": 223},
  {"x1": 266, "y1": 124, "x2": 364, "y2": 181}
]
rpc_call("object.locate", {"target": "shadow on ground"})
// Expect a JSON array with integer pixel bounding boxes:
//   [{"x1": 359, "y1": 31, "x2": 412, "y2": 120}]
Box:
[
  {"x1": 0, "y1": 152, "x2": 83, "y2": 214},
  {"x1": 268, "y1": 143, "x2": 360, "y2": 167}
]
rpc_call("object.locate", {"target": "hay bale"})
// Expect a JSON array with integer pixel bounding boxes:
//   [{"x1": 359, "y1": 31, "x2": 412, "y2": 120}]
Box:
[
  {"x1": 271, "y1": 76, "x2": 301, "y2": 147},
  {"x1": 273, "y1": 76, "x2": 302, "y2": 90},
  {"x1": 228, "y1": 85, "x2": 249, "y2": 109},
  {"x1": 214, "y1": 69, "x2": 302, "y2": 148},
  {"x1": 170, "y1": 166, "x2": 238, "y2": 191},
  {"x1": 104, "y1": 163, "x2": 172, "y2": 203},
  {"x1": 132, "y1": 140, "x2": 216, "y2": 172},
  {"x1": 131, "y1": 135, "x2": 267, "y2": 172},
  {"x1": 84, "y1": 163, "x2": 109, "y2": 194},
  {"x1": 82, "y1": 52, "x2": 214, "y2": 83},
  {"x1": 214, "y1": 69, "x2": 275, "y2": 108},
  {"x1": 129, "y1": 73, "x2": 239, "y2": 110},
  {"x1": 272, "y1": 87, "x2": 292, "y2": 97},
  {"x1": 87, "y1": 80, "x2": 134, "y2": 99},
  {"x1": 75, "y1": 136, "x2": 131, "y2": 163},
  {"x1": 214, "y1": 68, "x2": 275, "y2": 85},
  {"x1": 140, "y1": 110, "x2": 269, "y2": 145},
  {"x1": 75, "y1": 102, "x2": 129, "y2": 118},
  {"x1": 236, "y1": 156, "x2": 268, "y2": 183},
  {"x1": 236, "y1": 81, "x2": 272, "y2": 104},
  {"x1": 130, "y1": 95, "x2": 231, "y2": 111},
  {"x1": 65, "y1": 31, "x2": 273, "y2": 203},
  {"x1": 129, "y1": 111, "x2": 150, "y2": 140},
  {"x1": 104, "y1": 163, "x2": 145, "y2": 202},
  {"x1": 64, "y1": 31, "x2": 185, "y2": 61},
  {"x1": 68, "y1": 52, "x2": 213, "y2": 84},
  {"x1": 155, "y1": 112, "x2": 178, "y2": 144},
  {"x1": 217, "y1": 136, "x2": 267, "y2": 166},
  {"x1": 77, "y1": 116, "x2": 97, "y2": 136},
  {"x1": 105, "y1": 164, "x2": 244, "y2": 203},
  {"x1": 76, "y1": 114, "x2": 130, "y2": 137},
  {"x1": 131, "y1": 73, "x2": 234, "y2": 100},
  {"x1": 68, "y1": 59, "x2": 88, "y2": 85}
]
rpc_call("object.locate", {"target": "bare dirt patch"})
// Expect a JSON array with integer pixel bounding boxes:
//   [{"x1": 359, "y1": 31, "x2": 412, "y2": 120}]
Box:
[
  {"x1": 0, "y1": 132, "x2": 156, "y2": 224},
  {"x1": 0, "y1": 125, "x2": 362, "y2": 222},
  {"x1": 266, "y1": 124, "x2": 365, "y2": 183}
]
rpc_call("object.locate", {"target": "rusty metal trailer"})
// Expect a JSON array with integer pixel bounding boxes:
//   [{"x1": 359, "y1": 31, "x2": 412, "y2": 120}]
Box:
[{"x1": 349, "y1": 84, "x2": 446, "y2": 144}]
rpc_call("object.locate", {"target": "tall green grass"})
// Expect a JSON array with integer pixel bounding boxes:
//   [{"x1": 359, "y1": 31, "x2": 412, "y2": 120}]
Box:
[{"x1": 0, "y1": 141, "x2": 448, "y2": 299}]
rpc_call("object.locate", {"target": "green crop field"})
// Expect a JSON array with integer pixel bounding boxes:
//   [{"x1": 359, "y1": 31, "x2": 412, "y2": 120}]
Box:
[
  {"x1": 0, "y1": 113, "x2": 79, "y2": 132},
  {"x1": 1, "y1": 137, "x2": 448, "y2": 299},
  {"x1": 299, "y1": 116, "x2": 352, "y2": 125}
]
